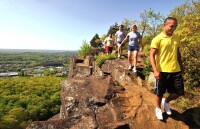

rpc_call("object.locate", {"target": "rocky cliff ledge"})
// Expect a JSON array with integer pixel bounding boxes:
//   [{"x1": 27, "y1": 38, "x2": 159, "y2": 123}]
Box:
[{"x1": 27, "y1": 52, "x2": 189, "y2": 129}]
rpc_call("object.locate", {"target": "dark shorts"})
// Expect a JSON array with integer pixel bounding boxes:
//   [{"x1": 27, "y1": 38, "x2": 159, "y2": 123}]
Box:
[
  {"x1": 105, "y1": 46, "x2": 113, "y2": 53},
  {"x1": 154, "y1": 72, "x2": 184, "y2": 96},
  {"x1": 117, "y1": 41, "x2": 122, "y2": 44},
  {"x1": 128, "y1": 45, "x2": 139, "y2": 51}
]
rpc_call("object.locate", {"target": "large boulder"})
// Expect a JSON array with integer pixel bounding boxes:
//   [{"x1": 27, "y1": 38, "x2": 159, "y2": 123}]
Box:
[{"x1": 27, "y1": 52, "x2": 192, "y2": 129}]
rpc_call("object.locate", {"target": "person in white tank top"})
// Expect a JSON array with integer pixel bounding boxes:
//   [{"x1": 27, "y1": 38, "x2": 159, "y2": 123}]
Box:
[
  {"x1": 104, "y1": 33, "x2": 114, "y2": 54},
  {"x1": 115, "y1": 25, "x2": 125, "y2": 58}
]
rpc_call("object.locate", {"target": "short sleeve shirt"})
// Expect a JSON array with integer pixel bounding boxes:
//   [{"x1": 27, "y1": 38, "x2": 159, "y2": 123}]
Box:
[
  {"x1": 126, "y1": 31, "x2": 141, "y2": 46},
  {"x1": 104, "y1": 37, "x2": 114, "y2": 47},
  {"x1": 151, "y1": 32, "x2": 181, "y2": 72},
  {"x1": 115, "y1": 30, "x2": 125, "y2": 42}
]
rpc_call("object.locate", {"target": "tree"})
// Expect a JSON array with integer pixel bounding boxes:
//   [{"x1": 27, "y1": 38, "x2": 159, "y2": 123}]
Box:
[
  {"x1": 90, "y1": 34, "x2": 102, "y2": 48},
  {"x1": 107, "y1": 22, "x2": 119, "y2": 35},
  {"x1": 140, "y1": 8, "x2": 164, "y2": 38},
  {"x1": 78, "y1": 40, "x2": 93, "y2": 57},
  {"x1": 8, "y1": 107, "x2": 27, "y2": 122},
  {"x1": 121, "y1": 18, "x2": 139, "y2": 33},
  {"x1": 169, "y1": 0, "x2": 200, "y2": 89}
]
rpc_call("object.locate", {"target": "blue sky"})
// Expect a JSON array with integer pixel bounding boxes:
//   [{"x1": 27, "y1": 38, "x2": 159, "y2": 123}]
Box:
[{"x1": 0, "y1": 0, "x2": 186, "y2": 50}]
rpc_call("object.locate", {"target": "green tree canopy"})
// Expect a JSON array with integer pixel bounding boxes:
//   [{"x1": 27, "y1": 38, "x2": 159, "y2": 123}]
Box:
[
  {"x1": 78, "y1": 40, "x2": 93, "y2": 57},
  {"x1": 107, "y1": 22, "x2": 119, "y2": 35},
  {"x1": 90, "y1": 34, "x2": 102, "y2": 48},
  {"x1": 169, "y1": 0, "x2": 200, "y2": 89}
]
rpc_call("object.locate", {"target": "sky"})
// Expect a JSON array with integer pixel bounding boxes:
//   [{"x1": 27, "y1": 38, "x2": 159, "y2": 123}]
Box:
[{"x1": 0, "y1": 0, "x2": 186, "y2": 51}]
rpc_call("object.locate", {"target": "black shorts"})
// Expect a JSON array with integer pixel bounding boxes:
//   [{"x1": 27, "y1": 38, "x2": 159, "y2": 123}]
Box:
[
  {"x1": 128, "y1": 45, "x2": 139, "y2": 51},
  {"x1": 154, "y1": 72, "x2": 184, "y2": 96},
  {"x1": 117, "y1": 41, "x2": 122, "y2": 44}
]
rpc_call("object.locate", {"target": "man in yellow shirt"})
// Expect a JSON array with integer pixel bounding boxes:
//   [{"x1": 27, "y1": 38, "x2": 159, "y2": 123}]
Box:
[{"x1": 150, "y1": 17, "x2": 184, "y2": 120}]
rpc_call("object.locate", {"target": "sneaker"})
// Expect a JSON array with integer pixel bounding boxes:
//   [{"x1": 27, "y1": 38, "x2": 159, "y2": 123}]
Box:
[
  {"x1": 128, "y1": 65, "x2": 132, "y2": 70},
  {"x1": 155, "y1": 107, "x2": 163, "y2": 120},
  {"x1": 118, "y1": 54, "x2": 120, "y2": 58},
  {"x1": 162, "y1": 98, "x2": 172, "y2": 115},
  {"x1": 132, "y1": 67, "x2": 137, "y2": 72}
]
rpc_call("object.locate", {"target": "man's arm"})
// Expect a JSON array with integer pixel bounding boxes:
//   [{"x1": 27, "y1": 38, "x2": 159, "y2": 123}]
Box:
[
  {"x1": 121, "y1": 37, "x2": 128, "y2": 46},
  {"x1": 150, "y1": 48, "x2": 160, "y2": 79},
  {"x1": 115, "y1": 32, "x2": 118, "y2": 43}
]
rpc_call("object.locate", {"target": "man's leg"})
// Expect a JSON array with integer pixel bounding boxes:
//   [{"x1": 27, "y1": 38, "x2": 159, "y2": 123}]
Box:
[
  {"x1": 156, "y1": 95, "x2": 163, "y2": 108},
  {"x1": 165, "y1": 93, "x2": 179, "y2": 103},
  {"x1": 154, "y1": 78, "x2": 164, "y2": 120},
  {"x1": 155, "y1": 95, "x2": 163, "y2": 120},
  {"x1": 163, "y1": 71, "x2": 183, "y2": 115},
  {"x1": 119, "y1": 45, "x2": 122, "y2": 54},
  {"x1": 118, "y1": 44, "x2": 121, "y2": 58},
  {"x1": 162, "y1": 94, "x2": 179, "y2": 115}
]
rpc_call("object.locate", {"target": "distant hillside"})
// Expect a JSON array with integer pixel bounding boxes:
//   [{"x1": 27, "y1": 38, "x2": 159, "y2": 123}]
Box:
[
  {"x1": 0, "y1": 48, "x2": 77, "y2": 53},
  {"x1": 0, "y1": 50, "x2": 77, "y2": 73}
]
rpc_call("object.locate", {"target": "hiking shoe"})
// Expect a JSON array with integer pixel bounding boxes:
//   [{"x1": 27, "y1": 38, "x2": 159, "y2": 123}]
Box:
[
  {"x1": 132, "y1": 67, "x2": 137, "y2": 72},
  {"x1": 155, "y1": 107, "x2": 163, "y2": 120},
  {"x1": 118, "y1": 54, "x2": 120, "y2": 58},
  {"x1": 128, "y1": 65, "x2": 132, "y2": 70},
  {"x1": 162, "y1": 98, "x2": 172, "y2": 115}
]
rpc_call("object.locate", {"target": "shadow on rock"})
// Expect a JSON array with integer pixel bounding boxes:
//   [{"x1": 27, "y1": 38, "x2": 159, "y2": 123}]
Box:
[
  {"x1": 136, "y1": 68, "x2": 145, "y2": 80},
  {"x1": 115, "y1": 124, "x2": 130, "y2": 129},
  {"x1": 163, "y1": 107, "x2": 200, "y2": 129},
  {"x1": 182, "y1": 107, "x2": 200, "y2": 129}
]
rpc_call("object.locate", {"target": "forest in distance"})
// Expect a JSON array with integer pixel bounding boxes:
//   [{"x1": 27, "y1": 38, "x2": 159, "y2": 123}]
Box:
[
  {"x1": 0, "y1": 49, "x2": 76, "y2": 129},
  {"x1": 0, "y1": 48, "x2": 75, "y2": 53},
  {"x1": 0, "y1": 49, "x2": 76, "y2": 76}
]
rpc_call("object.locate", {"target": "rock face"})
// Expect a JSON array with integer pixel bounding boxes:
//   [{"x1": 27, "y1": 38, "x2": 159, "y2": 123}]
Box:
[{"x1": 27, "y1": 52, "x2": 190, "y2": 129}]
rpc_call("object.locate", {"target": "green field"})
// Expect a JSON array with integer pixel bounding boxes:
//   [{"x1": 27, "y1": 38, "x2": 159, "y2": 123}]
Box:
[{"x1": 0, "y1": 50, "x2": 76, "y2": 129}]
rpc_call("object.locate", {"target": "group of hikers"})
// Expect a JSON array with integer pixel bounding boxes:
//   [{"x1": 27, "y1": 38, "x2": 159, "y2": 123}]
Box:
[
  {"x1": 104, "y1": 24, "x2": 141, "y2": 73},
  {"x1": 104, "y1": 17, "x2": 184, "y2": 121}
]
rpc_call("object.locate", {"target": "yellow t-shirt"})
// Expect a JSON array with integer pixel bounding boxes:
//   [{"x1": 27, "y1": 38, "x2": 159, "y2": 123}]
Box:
[{"x1": 151, "y1": 32, "x2": 181, "y2": 72}]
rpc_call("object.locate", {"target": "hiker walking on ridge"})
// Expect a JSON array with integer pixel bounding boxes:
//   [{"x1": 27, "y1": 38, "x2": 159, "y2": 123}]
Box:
[
  {"x1": 115, "y1": 25, "x2": 125, "y2": 58},
  {"x1": 120, "y1": 25, "x2": 142, "y2": 72},
  {"x1": 150, "y1": 17, "x2": 184, "y2": 120},
  {"x1": 104, "y1": 33, "x2": 114, "y2": 54}
]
